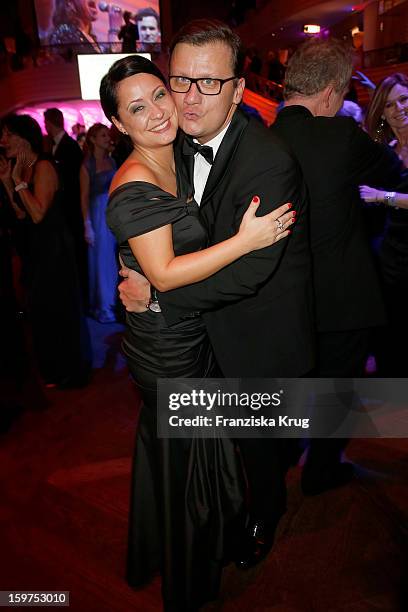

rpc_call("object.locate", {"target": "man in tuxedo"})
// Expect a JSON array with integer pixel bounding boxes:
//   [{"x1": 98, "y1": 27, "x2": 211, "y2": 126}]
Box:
[
  {"x1": 119, "y1": 20, "x2": 315, "y2": 569},
  {"x1": 271, "y1": 38, "x2": 403, "y2": 494},
  {"x1": 44, "y1": 108, "x2": 87, "y2": 300}
]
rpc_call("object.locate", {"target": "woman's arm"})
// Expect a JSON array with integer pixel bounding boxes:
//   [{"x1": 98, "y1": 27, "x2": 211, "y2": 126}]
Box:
[
  {"x1": 80, "y1": 164, "x2": 94, "y2": 245},
  {"x1": 13, "y1": 158, "x2": 58, "y2": 224},
  {"x1": 129, "y1": 199, "x2": 293, "y2": 292},
  {"x1": 359, "y1": 185, "x2": 408, "y2": 209},
  {"x1": 125, "y1": 163, "x2": 295, "y2": 293}
]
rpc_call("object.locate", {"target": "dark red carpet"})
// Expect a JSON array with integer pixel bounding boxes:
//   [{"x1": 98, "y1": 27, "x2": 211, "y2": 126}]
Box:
[{"x1": 1, "y1": 320, "x2": 407, "y2": 611}]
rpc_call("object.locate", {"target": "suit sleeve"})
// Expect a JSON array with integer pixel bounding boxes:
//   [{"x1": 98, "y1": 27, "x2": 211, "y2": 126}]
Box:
[{"x1": 158, "y1": 151, "x2": 307, "y2": 325}]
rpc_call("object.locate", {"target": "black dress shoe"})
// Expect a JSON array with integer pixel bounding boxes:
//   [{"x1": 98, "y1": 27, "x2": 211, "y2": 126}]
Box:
[
  {"x1": 235, "y1": 520, "x2": 277, "y2": 570},
  {"x1": 301, "y1": 461, "x2": 355, "y2": 497}
]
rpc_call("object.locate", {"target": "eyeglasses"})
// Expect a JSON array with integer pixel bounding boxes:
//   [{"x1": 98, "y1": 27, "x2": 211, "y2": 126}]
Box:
[{"x1": 169, "y1": 76, "x2": 237, "y2": 95}]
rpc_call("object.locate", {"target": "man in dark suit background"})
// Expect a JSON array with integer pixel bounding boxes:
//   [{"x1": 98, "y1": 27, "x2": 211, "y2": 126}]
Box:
[
  {"x1": 44, "y1": 107, "x2": 87, "y2": 300},
  {"x1": 119, "y1": 20, "x2": 315, "y2": 568},
  {"x1": 271, "y1": 39, "x2": 403, "y2": 495},
  {"x1": 118, "y1": 11, "x2": 138, "y2": 53}
]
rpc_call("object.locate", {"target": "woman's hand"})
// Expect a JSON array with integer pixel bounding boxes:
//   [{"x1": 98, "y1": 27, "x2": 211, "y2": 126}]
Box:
[
  {"x1": 0, "y1": 155, "x2": 12, "y2": 183},
  {"x1": 359, "y1": 185, "x2": 382, "y2": 204},
  {"x1": 11, "y1": 151, "x2": 30, "y2": 185},
  {"x1": 238, "y1": 197, "x2": 295, "y2": 253},
  {"x1": 84, "y1": 218, "x2": 95, "y2": 246}
]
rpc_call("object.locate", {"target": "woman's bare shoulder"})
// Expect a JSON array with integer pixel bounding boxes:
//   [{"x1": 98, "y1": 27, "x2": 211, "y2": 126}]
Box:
[
  {"x1": 34, "y1": 158, "x2": 57, "y2": 179},
  {"x1": 109, "y1": 160, "x2": 157, "y2": 195},
  {"x1": 35, "y1": 158, "x2": 54, "y2": 172}
]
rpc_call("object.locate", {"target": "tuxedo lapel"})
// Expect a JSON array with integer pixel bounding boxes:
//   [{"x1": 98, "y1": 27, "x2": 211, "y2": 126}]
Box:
[
  {"x1": 175, "y1": 130, "x2": 194, "y2": 200},
  {"x1": 200, "y1": 109, "x2": 249, "y2": 208},
  {"x1": 174, "y1": 110, "x2": 249, "y2": 203}
]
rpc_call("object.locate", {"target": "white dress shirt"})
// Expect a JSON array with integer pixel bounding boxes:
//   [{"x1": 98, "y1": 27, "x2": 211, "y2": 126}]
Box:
[
  {"x1": 193, "y1": 123, "x2": 230, "y2": 205},
  {"x1": 52, "y1": 130, "x2": 65, "y2": 155}
]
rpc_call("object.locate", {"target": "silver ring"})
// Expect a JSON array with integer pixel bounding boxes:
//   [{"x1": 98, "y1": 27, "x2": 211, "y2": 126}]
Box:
[{"x1": 276, "y1": 218, "x2": 284, "y2": 232}]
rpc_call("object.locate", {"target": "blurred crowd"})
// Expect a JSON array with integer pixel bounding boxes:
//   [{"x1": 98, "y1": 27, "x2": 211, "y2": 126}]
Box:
[{"x1": 0, "y1": 107, "x2": 134, "y2": 429}]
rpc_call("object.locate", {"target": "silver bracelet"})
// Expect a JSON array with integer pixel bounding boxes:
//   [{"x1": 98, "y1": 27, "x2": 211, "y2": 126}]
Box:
[
  {"x1": 383, "y1": 191, "x2": 397, "y2": 207},
  {"x1": 14, "y1": 181, "x2": 28, "y2": 192}
]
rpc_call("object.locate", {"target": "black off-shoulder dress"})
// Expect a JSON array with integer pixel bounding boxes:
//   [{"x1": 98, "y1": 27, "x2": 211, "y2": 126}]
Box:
[{"x1": 107, "y1": 182, "x2": 244, "y2": 612}]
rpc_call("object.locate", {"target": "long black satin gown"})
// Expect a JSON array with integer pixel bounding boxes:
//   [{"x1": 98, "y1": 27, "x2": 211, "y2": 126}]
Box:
[
  {"x1": 21, "y1": 158, "x2": 91, "y2": 386},
  {"x1": 107, "y1": 182, "x2": 244, "y2": 611}
]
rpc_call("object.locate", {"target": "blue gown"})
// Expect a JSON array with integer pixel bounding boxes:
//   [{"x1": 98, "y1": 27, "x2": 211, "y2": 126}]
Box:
[{"x1": 85, "y1": 156, "x2": 118, "y2": 322}]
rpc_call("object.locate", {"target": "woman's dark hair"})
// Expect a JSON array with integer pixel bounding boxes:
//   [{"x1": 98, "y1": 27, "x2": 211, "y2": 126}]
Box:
[
  {"x1": 1, "y1": 114, "x2": 43, "y2": 154},
  {"x1": 100, "y1": 55, "x2": 166, "y2": 121}
]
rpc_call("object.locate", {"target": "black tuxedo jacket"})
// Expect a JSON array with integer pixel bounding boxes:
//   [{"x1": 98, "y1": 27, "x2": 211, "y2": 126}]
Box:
[
  {"x1": 158, "y1": 110, "x2": 315, "y2": 377},
  {"x1": 271, "y1": 105, "x2": 403, "y2": 333},
  {"x1": 53, "y1": 132, "x2": 83, "y2": 235}
]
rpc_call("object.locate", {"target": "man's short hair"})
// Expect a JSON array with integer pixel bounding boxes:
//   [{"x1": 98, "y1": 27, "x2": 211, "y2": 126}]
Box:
[
  {"x1": 136, "y1": 7, "x2": 159, "y2": 25},
  {"x1": 170, "y1": 19, "x2": 245, "y2": 77},
  {"x1": 284, "y1": 38, "x2": 353, "y2": 100},
  {"x1": 44, "y1": 107, "x2": 64, "y2": 129}
]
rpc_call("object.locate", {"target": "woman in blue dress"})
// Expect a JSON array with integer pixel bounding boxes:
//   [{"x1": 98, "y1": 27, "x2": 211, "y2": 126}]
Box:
[{"x1": 80, "y1": 122, "x2": 118, "y2": 322}]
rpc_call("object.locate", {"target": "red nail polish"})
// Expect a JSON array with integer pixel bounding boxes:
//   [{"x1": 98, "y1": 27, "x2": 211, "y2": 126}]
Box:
[
  {"x1": 292, "y1": 211, "x2": 296, "y2": 216},
  {"x1": 287, "y1": 203, "x2": 293, "y2": 208},
  {"x1": 253, "y1": 196, "x2": 259, "y2": 203}
]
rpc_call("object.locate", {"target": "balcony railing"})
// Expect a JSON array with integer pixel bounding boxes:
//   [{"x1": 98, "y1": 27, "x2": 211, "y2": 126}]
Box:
[
  {"x1": 363, "y1": 43, "x2": 408, "y2": 68},
  {"x1": 244, "y1": 72, "x2": 284, "y2": 102},
  {"x1": 0, "y1": 42, "x2": 164, "y2": 81}
]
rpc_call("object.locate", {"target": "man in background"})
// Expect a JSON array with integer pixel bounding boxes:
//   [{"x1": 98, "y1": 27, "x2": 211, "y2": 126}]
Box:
[
  {"x1": 118, "y1": 10, "x2": 138, "y2": 53},
  {"x1": 271, "y1": 38, "x2": 403, "y2": 494},
  {"x1": 136, "y1": 8, "x2": 160, "y2": 53},
  {"x1": 44, "y1": 107, "x2": 87, "y2": 300}
]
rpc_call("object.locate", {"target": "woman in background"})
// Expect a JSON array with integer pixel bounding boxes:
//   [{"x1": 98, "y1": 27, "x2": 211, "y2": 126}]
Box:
[
  {"x1": 48, "y1": 0, "x2": 101, "y2": 53},
  {"x1": 0, "y1": 114, "x2": 90, "y2": 387},
  {"x1": 80, "y1": 122, "x2": 117, "y2": 323},
  {"x1": 359, "y1": 73, "x2": 408, "y2": 375}
]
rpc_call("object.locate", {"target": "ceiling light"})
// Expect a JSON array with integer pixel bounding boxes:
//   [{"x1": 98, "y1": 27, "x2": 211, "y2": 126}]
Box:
[{"x1": 303, "y1": 25, "x2": 321, "y2": 34}]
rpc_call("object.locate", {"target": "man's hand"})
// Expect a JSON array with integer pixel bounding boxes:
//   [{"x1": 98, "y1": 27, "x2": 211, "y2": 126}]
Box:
[{"x1": 118, "y1": 267, "x2": 151, "y2": 312}]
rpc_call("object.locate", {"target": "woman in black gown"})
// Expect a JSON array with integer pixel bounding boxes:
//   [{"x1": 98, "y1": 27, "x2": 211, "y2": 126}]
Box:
[
  {"x1": 0, "y1": 114, "x2": 91, "y2": 388},
  {"x1": 100, "y1": 56, "x2": 294, "y2": 611}
]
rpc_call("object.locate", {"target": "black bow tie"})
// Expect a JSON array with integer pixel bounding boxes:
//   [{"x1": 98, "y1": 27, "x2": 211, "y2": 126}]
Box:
[{"x1": 183, "y1": 137, "x2": 214, "y2": 165}]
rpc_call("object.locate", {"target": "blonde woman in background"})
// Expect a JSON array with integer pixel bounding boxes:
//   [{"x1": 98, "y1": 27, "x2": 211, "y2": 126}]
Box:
[{"x1": 80, "y1": 122, "x2": 117, "y2": 322}]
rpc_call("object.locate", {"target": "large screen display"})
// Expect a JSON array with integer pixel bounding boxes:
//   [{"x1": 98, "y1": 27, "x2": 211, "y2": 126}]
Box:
[
  {"x1": 34, "y1": 1, "x2": 161, "y2": 53},
  {"x1": 77, "y1": 52, "x2": 150, "y2": 99}
]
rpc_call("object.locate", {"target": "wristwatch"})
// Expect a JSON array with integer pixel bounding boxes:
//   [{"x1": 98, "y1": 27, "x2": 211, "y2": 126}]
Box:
[
  {"x1": 15, "y1": 181, "x2": 28, "y2": 192},
  {"x1": 383, "y1": 191, "x2": 397, "y2": 207}
]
